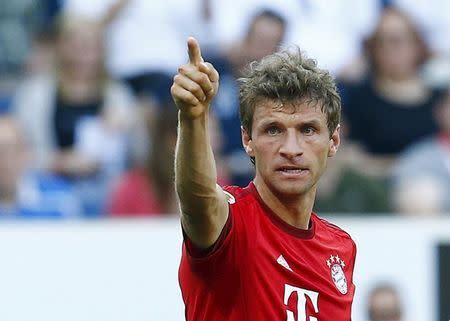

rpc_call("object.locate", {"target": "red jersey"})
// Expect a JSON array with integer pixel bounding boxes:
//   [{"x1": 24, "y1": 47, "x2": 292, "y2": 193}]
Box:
[{"x1": 179, "y1": 182, "x2": 357, "y2": 321}]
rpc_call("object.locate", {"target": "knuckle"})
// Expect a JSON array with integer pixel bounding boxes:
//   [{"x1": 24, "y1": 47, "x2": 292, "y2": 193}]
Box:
[
  {"x1": 199, "y1": 74, "x2": 209, "y2": 83},
  {"x1": 178, "y1": 64, "x2": 189, "y2": 73},
  {"x1": 189, "y1": 94, "x2": 199, "y2": 104},
  {"x1": 189, "y1": 83, "x2": 202, "y2": 95}
]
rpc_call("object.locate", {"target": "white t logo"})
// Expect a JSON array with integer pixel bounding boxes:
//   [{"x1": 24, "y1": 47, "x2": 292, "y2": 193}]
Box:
[{"x1": 284, "y1": 284, "x2": 319, "y2": 321}]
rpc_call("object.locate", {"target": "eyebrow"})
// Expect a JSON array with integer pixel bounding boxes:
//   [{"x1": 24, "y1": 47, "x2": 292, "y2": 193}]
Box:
[
  {"x1": 259, "y1": 118, "x2": 323, "y2": 127},
  {"x1": 301, "y1": 119, "x2": 322, "y2": 128},
  {"x1": 260, "y1": 120, "x2": 281, "y2": 128}
]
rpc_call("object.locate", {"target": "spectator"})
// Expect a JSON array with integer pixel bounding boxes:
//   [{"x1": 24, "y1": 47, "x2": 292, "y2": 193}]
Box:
[
  {"x1": 390, "y1": 0, "x2": 450, "y2": 89},
  {"x1": 367, "y1": 283, "x2": 403, "y2": 321},
  {"x1": 209, "y1": 9, "x2": 286, "y2": 186},
  {"x1": 0, "y1": 115, "x2": 80, "y2": 218},
  {"x1": 107, "y1": 104, "x2": 229, "y2": 216},
  {"x1": 107, "y1": 106, "x2": 179, "y2": 216},
  {"x1": 0, "y1": 0, "x2": 39, "y2": 73},
  {"x1": 314, "y1": 143, "x2": 391, "y2": 213},
  {"x1": 391, "y1": 86, "x2": 450, "y2": 215},
  {"x1": 342, "y1": 6, "x2": 441, "y2": 177},
  {"x1": 12, "y1": 13, "x2": 137, "y2": 216},
  {"x1": 63, "y1": 0, "x2": 206, "y2": 105},
  {"x1": 284, "y1": 0, "x2": 380, "y2": 76},
  {"x1": 391, "y1": 0, "x2": 450, "y2": 58}
]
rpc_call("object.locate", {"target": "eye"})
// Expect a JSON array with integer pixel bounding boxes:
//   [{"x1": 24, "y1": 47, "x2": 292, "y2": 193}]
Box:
[
  {"x1": 302, "y1": 126, "x2": 316, "y2": 135},
  {"x1": 266, "y1": 126, "x2": 281, "y2": 136}
]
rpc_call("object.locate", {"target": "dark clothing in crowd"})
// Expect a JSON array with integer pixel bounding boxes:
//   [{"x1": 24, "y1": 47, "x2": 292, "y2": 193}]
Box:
[
  {"x1": 343, "y1": 80, "x2": 440, "y2": 155},
  {"x1": 53, "y1": 93, "x2": 103, "y2": 148}
]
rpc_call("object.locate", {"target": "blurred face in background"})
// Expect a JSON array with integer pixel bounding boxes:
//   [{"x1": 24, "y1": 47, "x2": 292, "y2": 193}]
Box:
[
  {"x1": 245, "y1": 13, "x2": 285, "y2": 63},
  {"x1": 368, "y1": 287, "x2": 402, "y2": 321},
  {"x1": 57, "y1": 16, "x2": 104, "y2": 79},
  {"x1": 0, "y1": 118, "x2": 28, "y2": 200},
  {"x1": 370, "y1": 8, "x2": 426, "y2": 80},
  {"x1": 435, "y1": 89, "x2": 450, "y2": 134}
]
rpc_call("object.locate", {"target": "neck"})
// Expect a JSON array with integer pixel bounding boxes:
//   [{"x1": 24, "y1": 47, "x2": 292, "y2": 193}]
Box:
[
  {"x1": 253, "y1": 177, "x2": 315, "y2": 230},
  {"x1": 374, "y1": 75, "x2": 428, "y2": 104},
  {"x1": 59, "y1": 74, "x2": 101, "y2": 103}
]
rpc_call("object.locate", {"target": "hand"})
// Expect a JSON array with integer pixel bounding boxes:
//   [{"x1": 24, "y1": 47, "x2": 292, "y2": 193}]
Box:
[
  {"x1": 102, "y1": 0, "x2": 130, "y2": 26},
  {"x1": 171, "y1": 37, "x2": 219, "y2": 119}
]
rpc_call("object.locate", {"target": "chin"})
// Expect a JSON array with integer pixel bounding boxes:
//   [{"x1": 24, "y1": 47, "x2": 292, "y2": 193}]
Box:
[{"x1": 270, "y1": 181, "x2": 312, "y2": 198}]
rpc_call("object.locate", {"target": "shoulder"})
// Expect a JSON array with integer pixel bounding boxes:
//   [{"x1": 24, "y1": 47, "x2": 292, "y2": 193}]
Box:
[
  {"x1": 222, "y1": 184, "x2": 255, "y2": 206},
  {"x1": 103, "y1": 80, "x2": 136, "y2": 108},
  {"x1": 344, "y1": 78, "x2": 373, "y2": 99},
  {"x1": 221, "y1": 184, "x2": 262, "y2": 227},
  {"x1": 392, "y1": 137, "x2": 440, "y2": 175},
  {"x1": 12, "y1": 73, "x2": 55, "y2": 111},
  {"x1": 313, "y1": 214, "x2": 356, "y2": 247},
  {"x1": 16, "y1": 73, "x2": 55, "y2": 92}
]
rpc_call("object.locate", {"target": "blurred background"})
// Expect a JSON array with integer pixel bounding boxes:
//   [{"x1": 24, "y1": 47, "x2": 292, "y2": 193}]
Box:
[{"x1": 0, "y1": 0, "x2": 449, "y2": 320}]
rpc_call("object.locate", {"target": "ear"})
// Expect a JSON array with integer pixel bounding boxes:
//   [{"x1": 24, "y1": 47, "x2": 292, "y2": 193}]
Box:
[
  {"x1": 328, "y1": 124, "x2": 340, "y2": 157},
  {"x1": 241, "y1": 126, "x2": 255, "y2": 157}
]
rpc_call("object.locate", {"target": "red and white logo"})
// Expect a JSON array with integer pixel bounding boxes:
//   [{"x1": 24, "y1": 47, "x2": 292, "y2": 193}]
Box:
[{"x1": 326, "y1": 255, "x2": 347, "y2": 295}]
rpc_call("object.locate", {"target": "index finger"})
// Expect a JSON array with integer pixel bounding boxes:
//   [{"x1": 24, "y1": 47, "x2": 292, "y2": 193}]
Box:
[{"x1": 187, "y1": 37, "x2": 203, "y2": 66}]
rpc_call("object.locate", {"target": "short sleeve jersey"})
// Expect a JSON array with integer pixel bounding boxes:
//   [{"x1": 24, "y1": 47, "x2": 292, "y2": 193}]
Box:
[{"x1": 179, "y1": 182, "x2": 357, "y2": 321}]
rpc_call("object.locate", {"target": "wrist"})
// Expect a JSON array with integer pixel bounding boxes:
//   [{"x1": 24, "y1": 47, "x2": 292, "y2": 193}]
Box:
[{"x1": 178, "y1": 108, "x2": 209, "y2": 122}]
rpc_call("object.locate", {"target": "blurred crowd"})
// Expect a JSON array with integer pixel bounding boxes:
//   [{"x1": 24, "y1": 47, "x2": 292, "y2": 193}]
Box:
[{"x1": 0, "y1": 0, "x2": 449, "y2": 218}]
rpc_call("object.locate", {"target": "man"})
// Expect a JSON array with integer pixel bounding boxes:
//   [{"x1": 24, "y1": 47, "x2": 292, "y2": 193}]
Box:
[
  {"x1": 0, "y1": 115, "x2": 80, "y2": 218},
  {"x1": 171, "y1": 37, "x2": 356, "y2": 320},
  {"x1": 392, "y1": 86, "x2": 450, "y2": 214},
  {"x1": 367, "y1": 283, "x2": 403, "y2": 321}
]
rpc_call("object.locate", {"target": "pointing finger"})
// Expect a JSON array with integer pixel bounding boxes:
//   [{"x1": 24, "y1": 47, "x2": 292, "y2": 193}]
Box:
[{"x1": 187, "y1": 37, "x2": 203, "y2": 66}]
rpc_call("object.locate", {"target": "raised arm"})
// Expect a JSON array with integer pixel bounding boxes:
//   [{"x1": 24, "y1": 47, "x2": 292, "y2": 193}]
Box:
[{"x1": 171, "y1": 37, "x2": 228, "y2": 249}]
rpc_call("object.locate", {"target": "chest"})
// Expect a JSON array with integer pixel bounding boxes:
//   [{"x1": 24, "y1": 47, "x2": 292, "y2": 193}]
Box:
[{"x1": 241, "y1": 221, "x2": 354, "y2": 321}]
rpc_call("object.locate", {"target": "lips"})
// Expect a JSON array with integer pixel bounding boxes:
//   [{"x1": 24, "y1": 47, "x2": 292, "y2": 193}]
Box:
[{"x1": 276, "y1": 165, "x2": 309, "y2": 174}]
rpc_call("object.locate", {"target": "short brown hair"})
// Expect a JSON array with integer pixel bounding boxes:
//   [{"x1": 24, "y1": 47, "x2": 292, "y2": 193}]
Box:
[{"x1": 238, "y1": 48, "x2": 341, "y2": 138}]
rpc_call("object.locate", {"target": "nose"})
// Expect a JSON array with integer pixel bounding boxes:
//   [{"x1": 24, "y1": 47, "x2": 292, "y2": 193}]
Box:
[{"x1": 279, "y1": 129, "x2": 303, "y2": 159}]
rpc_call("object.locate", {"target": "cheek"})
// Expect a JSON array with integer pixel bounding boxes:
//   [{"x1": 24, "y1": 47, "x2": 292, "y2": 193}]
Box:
[
  {"x1": 310, "y1": 140, "x2": 332, "y2": 163},
  {"x1": 254, "y1": 138, "x2": 278, "y2": 155}
]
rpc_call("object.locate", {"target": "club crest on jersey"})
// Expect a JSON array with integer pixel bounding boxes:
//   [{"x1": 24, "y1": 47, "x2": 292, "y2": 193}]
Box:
[{"x1": 326, "y1": 254, "x2": 347, "y2": 294}]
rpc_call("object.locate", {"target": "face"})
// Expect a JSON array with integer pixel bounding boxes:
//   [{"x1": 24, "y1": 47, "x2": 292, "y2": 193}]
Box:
[
  {"x1": 369, "y1": 290, "x2": 402, "y2": 321},
  {"x1": 246, "y1": 16, "x2": 285, "y2": 62},
  {"x1": 0, "y1": 119, "x2": 27, "y2": 195},
  {"x1": 435, "y1": 91, "x2": 450, "y2": 134},
  {"x1": 372, "y1": 10, "x2": 422, "y2": 79},
  {"x1": 58, "y1": 22, "x2": 104, "y2": 76},
  {"x1": 242, "y1": 100, "x2": 340, "y2": 199}
]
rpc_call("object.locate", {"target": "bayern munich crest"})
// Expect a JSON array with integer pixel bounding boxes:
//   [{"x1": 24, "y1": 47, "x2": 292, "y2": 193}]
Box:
[{"x1": 326, "y1": 254, "x2": 348, "y2": 295}]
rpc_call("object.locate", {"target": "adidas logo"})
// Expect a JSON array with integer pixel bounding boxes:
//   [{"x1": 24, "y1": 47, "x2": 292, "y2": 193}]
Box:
[{"x1": 277, "y1": 255, "x2": 293, "y2": 272}]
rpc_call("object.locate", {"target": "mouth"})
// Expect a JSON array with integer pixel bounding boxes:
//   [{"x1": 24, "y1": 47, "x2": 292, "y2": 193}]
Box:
[{"x1": 276, "y1": 166, "x2": 309, "y2": 175}]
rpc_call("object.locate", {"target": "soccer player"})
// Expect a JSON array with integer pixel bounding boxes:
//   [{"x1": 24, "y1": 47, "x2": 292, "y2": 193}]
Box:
[{"x1": 171, "y1": 37, "x2": 356, "y2": 321}]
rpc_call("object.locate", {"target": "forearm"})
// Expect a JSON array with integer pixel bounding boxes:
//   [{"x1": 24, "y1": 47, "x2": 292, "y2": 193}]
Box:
[
  {"x1": 175, "y1": 112, "x2": 219, "y2": 217},
  {"x1": 171, "y1": 37, "x2": 226, "y2": 247}
]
